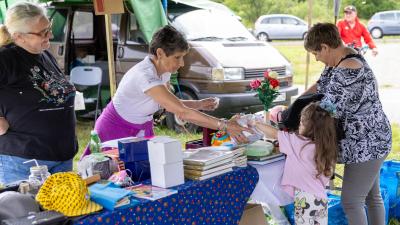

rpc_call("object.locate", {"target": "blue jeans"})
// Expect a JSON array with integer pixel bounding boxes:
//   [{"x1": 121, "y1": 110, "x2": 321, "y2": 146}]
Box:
[{"x1": 0, "y1": 155, "x2": 73, "y2": 185}]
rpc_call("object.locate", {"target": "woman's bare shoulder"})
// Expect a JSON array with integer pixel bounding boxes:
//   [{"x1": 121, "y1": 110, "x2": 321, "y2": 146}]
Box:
[{"x1": 338, "y1": 58, "x2": 362, "y2": 70}]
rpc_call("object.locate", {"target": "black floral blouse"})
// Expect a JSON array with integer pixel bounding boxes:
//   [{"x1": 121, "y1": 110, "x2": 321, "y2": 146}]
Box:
[{"x1": 317, "y1": 55, "x2": 391, "y2": 164}]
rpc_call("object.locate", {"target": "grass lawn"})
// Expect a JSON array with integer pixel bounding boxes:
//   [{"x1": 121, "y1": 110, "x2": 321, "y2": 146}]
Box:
[{"x1": 274, "y1": 45, "x2": 324, "y2": 86}]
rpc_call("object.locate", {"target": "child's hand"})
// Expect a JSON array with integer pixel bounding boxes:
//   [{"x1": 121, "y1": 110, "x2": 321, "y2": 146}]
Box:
[{"x1": 0, "y1": 117, "x2": 9, "y2": 135}]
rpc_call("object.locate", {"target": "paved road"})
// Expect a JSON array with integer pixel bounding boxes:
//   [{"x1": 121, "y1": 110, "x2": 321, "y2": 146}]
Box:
[
  {"x1": 284, "y1": 39, "x2": 400, "y2": 124},
  {"x1": 366, "y1": 41, "x2": 400, "y2": 124}
]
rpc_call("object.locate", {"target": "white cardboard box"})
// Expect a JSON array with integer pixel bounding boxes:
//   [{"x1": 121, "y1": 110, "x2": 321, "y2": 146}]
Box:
[
  {"x1": 150, "y1": 161, "x2": 184, "y2": 188},
  {"x1": 148, "y1": 136, "x2": 182, "y2": 164}
]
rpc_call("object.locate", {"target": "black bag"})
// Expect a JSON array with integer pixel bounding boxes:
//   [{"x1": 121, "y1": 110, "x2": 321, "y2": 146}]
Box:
[
  {"x1": 278, "y1": 93, "x2": 345, "y2": 140},
  {"x1": 278, "y1": 93, "x2": 324, "y2": 131},
  {"x1": 1, "y1": 210, "x2": 68, "y2": 225}
]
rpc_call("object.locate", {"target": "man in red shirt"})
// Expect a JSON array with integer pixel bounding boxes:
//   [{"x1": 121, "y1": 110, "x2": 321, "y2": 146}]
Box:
[{"x1": 337, "y1": 5, "x2": 378, "y2": 56}]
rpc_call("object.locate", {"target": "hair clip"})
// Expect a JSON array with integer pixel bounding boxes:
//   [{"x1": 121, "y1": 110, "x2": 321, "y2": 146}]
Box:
[{"x1": 319, "y1": 100, "x2": 337, "y2": 117}]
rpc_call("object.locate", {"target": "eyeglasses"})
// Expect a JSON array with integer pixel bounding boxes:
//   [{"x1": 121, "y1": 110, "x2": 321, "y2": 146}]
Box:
[
  {"x1": 344, "y1": 11, "x2": 354, "y2": 15},
  {"x1": 26, "y1": 20, "x2": 53, "y2": 38}
]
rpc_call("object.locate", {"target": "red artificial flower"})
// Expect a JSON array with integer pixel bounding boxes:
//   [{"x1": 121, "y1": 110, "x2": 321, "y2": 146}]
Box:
[
  {"x1": 249, "y1": 79, "x2": 262, "y2": 89},
  {"x1": 269, "y1": 78, "x2": 279, "y2": 88}
]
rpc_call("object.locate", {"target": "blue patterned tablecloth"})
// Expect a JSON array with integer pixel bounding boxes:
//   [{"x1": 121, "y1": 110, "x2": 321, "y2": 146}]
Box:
[{"x1": 74, "y1": 166, "x2": 259, "y2": 225}]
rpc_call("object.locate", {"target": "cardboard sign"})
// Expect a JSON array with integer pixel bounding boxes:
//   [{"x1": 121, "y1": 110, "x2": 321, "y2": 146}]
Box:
[
  {"x1": 93, "y1": 0, "x2": 124, "y2": 15},
  {"x1": 239, "y1": 204, "x2": 269, "y2": 225}
]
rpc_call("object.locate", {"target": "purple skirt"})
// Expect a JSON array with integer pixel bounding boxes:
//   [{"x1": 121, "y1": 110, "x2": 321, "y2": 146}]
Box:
[{"x1": 81, "y1": 102, "x2": 154, "y2": 158}]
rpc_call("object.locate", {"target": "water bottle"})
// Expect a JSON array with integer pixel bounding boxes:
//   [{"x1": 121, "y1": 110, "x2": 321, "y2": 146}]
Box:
[{"x1": 90, "y1": 130, "x2": 102, "y2": 153}]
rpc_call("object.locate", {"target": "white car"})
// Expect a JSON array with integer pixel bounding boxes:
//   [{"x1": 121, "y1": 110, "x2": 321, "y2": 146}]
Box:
[{"x1": 254, "y1": 14, "x2": 308, "y2": 41}]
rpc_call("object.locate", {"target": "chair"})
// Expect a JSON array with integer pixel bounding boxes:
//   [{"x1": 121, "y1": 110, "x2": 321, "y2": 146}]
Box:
[{"x1": 70, "y1": 66, "x2": 102, "y2": 121}]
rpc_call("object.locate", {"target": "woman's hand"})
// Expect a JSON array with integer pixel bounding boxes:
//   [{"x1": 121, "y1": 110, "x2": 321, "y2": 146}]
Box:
[
  {"x1": 226, "y1": 118, "x2": 253, "y2": 144},
  {"x1": 0, "y1": 117, "x2": 9, "y2": 135},
  {"x1": 198, "y1": 97, "x2": 219, "y2": 111}
]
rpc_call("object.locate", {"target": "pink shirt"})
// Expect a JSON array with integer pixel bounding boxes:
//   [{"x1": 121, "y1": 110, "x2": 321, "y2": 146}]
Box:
[{"x1": 278, "y1": 131, "x2": 329, "y2": 199}]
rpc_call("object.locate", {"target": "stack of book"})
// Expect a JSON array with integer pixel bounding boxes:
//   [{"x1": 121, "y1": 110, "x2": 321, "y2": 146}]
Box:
[
  {"x1": 226, "y1": 147, "x2": 247, "y2": 167},
  {"x1": 245, "y1": 140, "x2": 285, "y2": 165},
  {"x1": 183, "y1": 149, "x2": 234, "y2": 181},
  {"x1": 247, "y1": 152, "x2": 285, "y2": 165}
]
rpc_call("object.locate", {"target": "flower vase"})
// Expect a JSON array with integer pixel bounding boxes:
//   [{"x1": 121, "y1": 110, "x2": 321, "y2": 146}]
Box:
[{"x1": 264, "y1": 110, "x2": 270, "y2": 124}]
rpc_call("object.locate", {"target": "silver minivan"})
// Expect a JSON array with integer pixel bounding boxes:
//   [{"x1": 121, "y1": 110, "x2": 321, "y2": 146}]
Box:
[
  {"x1": 368, "y1": 10, "x2": 400, "y2": 39},
  {"x1": 254, "y1": 14, "x2": 308, "y2": 41}
]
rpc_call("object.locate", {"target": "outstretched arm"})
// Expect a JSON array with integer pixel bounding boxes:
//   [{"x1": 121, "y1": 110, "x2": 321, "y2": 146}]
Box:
[
  {"x1": 163, "y1": 83, "x2": 218, "y2": 111},
  {"x1": 146, "y1": 85, "x2": 251, "y2": 143},
  {"x1": 181, "y1": 98, "x2": 219, "y2": 111},
  {"x1": 254, "y1": 121, "x2": 278, "y2": 139}
]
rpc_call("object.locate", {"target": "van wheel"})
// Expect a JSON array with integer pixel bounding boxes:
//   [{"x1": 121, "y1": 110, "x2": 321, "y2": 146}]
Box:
[
  {"x1": 370, "y1": 28, "x2": 383, "y2": 39},
  {"x1": 257, "y1": 32, "x2": 269, "y2": 42},
  {"x1": 165, "y1": 90, "x2": 201, "y2": 133}
]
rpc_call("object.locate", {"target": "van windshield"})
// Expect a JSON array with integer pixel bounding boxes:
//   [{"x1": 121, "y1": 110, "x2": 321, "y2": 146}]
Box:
[{"x1": 171, "y1": 9, "x2": 255, "y2": 41}]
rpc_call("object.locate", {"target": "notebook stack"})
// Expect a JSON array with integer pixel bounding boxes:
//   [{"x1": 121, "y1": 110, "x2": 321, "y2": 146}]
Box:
[
  {"x1": 210, "y1": 146, "x2": 247, "y2": 167},
  {"x1": 230, "y1": 147, "x2": 247, "y2": 167},
  {"x1": 183, "y1": 149, "x2": 234, "y2": 181},
  {"x1": 247, "y1": 152, "x2": 285, "y2": 165},
  {"x1": 246, "y1": 140, "x2": 286, "y2": 165}
]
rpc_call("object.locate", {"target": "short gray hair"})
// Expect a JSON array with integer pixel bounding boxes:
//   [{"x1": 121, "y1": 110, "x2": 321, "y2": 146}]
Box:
[{"x1": 0, "y1": 2, "x2": 46, "y2": 46}]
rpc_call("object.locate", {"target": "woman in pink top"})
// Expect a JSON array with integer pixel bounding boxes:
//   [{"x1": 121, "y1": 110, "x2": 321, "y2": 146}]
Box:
[{"x1": 255, "y1": 101, "x2": 337, "y2": 225}]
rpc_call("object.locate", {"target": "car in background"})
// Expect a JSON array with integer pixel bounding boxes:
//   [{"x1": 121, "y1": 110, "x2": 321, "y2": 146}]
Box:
[
  {"x1": 254, "y1": 14, "x2": 308, "y2": 41},
  {"x1": 368, "y1": 10, "x2": 400, "y2": 39}
]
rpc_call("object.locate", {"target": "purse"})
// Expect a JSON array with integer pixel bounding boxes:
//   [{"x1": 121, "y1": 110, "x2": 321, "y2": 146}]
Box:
[
  {"x1": 1, "y1": 210, "x2": 67, "y2": 225},
  {"x1": 278, "y1": 93, "x2": 324, "y2": 131},
  {"x1": 278, "y1": 93, "x2": 345, "y2": 140}
]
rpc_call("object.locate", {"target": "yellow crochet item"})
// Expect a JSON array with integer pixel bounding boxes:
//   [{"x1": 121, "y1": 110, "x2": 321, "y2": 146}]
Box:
[{"x1": 36, "y1": 172, "x2": 102, "y2": 217}]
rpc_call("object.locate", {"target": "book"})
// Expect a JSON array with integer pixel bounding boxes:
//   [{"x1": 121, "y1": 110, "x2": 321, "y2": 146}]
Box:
[
  {"x1": 195, "y1": 146, "x2": 245, "y2": 157},
  {"x1": 89, "y1": 182, "x2": 134, "y2": 210},
  {"x1": 184, "y1": 162, "x2": 234, "y2": 176},
  {"x1": 185, "y1": 167, "x2": 233, "y2": 181},
  {"x1": 125, "y1": 184, "x2": 178, "y2": 201},
  {"x1": 247, "y1": 152, "x2": 284, "y2": 161},
  {"x1": 183, "y1": 158, "x2": 232, "y2": 171},
  {"x1": 247, "y1": 155, "x2": 285, "y2": 165},
  {"x1": 233, "y1": 156, "x2": 248, "y2": 167},
  {"x1": 183, "y1": 149, "x2": 234, "y2": 166}
]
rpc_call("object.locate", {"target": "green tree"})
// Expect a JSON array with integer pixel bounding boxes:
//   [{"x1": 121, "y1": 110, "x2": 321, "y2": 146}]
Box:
[
  {"x1": 342, "y1": 0, "x2": 400, "y2": 18},
  {"x1": 213, "y1": 0, "x2": 400, "y2": 28}
]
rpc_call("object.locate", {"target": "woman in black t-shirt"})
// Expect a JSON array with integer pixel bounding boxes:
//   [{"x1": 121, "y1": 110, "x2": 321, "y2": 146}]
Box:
[{"x1": 0, "y1": 2, "x2": 77, "y2": 184}]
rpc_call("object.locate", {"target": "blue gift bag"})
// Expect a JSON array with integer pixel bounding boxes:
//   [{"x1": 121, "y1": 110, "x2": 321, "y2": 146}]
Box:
[{"x1": 380, "y1": 160, "x2": 400, "y2": 219}]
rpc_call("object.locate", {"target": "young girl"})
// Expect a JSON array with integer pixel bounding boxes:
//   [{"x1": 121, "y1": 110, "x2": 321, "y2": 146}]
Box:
[{"x1": 254, "y1": 101, "x2": 337, "y2": 225}]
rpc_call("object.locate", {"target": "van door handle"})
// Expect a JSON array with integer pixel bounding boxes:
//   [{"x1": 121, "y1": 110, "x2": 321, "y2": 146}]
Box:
[
  {"x1": 58, "y1": 46, "x2": 64, "y2": 55},
  {"x1": 117, "y1": 47, "x2": 124, "y2": 58}
]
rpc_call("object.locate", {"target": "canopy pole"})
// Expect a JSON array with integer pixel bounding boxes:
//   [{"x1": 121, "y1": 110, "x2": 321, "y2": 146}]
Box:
[
  {"x1": 305, "y1": 0, "x2": 313, "y2": 90},
  {"x1": 334, "y1": 0, "x2": 341, "y2": 24},
  {"x1": 104, "y1": 14, "x2": 117, "y2": 97}
]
